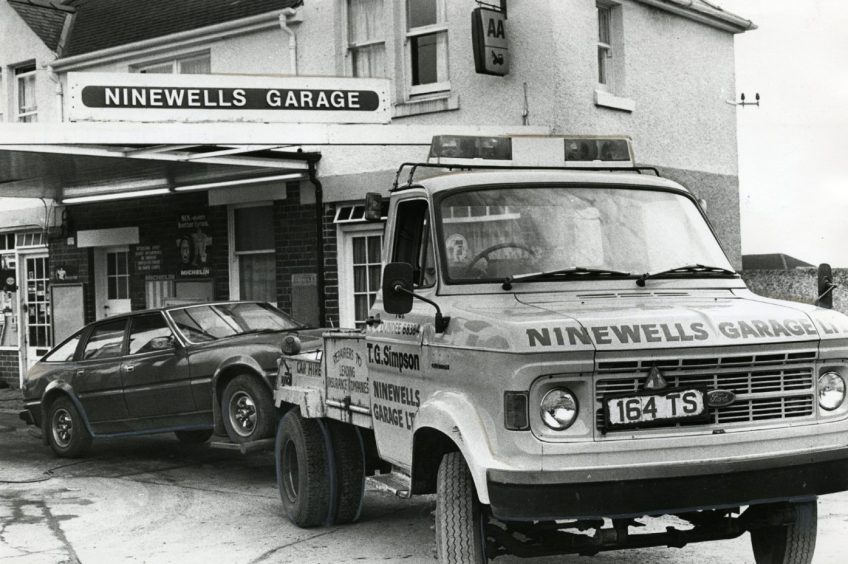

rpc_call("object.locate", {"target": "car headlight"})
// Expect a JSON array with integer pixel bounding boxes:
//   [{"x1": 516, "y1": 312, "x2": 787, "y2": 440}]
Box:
[
  {"x1": 818, "y1": 372, "x2": 846, "y2": 411},
  {"x1": 540, "y1": 388, "x2": 579, "y2": 430}
]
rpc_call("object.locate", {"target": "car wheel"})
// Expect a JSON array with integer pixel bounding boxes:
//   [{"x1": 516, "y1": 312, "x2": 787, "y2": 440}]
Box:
[
  {"x1": 751, "y1": 500, "x2": 817, "y2": 564},
  {"x1": 435, "y1": 452, "x2": 489, "y2": 563},
  {"x1": 46, "y1": 396, "x2": 92, "y2": 458},
  {"x1": 275, "y1": 410, "x2": 331, "y2": 528},
  {"x1": 221, "y1": 374, "x2": 275, "y2": 443},
  {"x1": 174, "y1": 429, "x2": 213, "y2": 444}
]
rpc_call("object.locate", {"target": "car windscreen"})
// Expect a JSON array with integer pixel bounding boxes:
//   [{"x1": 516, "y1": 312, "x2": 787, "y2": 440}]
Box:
[
  {"x1": 438, "y1": 186, "x2": 733, "y2": 283},
  {"x1": 168, "y1": 303, "x2": 300, "y2": 343}
]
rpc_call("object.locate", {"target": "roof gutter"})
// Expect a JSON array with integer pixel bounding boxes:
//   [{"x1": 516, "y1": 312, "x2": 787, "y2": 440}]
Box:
[
  {"x1": 51, "y1": 9, "x2": 299, "y2": 72},
  {"x1": 634, "y1": 0, "x2": 756, "y2": 33}
]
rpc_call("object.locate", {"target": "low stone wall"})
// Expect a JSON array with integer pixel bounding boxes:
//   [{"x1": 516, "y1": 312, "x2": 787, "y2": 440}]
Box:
[{"x1": 741, "y1": 268, "x2": 848, "y2": 315}]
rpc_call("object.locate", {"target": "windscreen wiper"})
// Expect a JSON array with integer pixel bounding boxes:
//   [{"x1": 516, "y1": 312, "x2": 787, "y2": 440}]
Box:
[
  {"x1": 503, "y1": 267, "x2": 631, "y2": 290},
  {"x1": 635, "y1": 264, "x2": 738, "y2": 287}
]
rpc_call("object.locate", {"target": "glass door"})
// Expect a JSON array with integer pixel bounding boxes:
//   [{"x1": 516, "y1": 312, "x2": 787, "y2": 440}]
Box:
[{"x1": 23, "y1": 254, "x2": 51, "y2": 368}]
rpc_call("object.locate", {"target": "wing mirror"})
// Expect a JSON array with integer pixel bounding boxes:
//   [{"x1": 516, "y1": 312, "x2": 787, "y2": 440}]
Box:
[
  {"x1": 364, "y1": 192, "x2": 383, "y2": 222},
  {"x1": 816, "y1": 263, "x2": 837, "y2": 309},
  {"x1": 150, "y1": 336, "x2": 178, "y2": 350},
  {"x1": 382, "y1": 262, "x2": 450, "y2": 333}
]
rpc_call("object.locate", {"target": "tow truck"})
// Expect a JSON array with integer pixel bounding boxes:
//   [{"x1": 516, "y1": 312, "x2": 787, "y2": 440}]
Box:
[{"x1": 271, "y1": 135, "x2": 848, "y2": 563}]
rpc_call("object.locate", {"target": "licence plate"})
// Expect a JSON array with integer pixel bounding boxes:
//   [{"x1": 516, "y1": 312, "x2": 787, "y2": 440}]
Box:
[{"x1": 604, "y1": 388, "x2": 709, "y2": 430}]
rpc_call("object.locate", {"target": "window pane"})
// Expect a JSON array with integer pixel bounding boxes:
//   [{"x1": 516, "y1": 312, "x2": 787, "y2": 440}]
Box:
[
  {"x1": 108, "y1": 277, "x2": 117, "y2": 299},
  {"x1": 367, "y1": 236, "x2": 381, "y2": 262},
  {"x1": 43, "y1": 332, "x2": 83, "y2": 362},
  {"x1": 598, "y1": 7, "x2": 611, "y2": 44},
  {"x1": 107, "y1": 253, "x2": 116, "y2": 276},
  {"x1": 352, "y1": 44, "x2": 386, "y2": 78},
  {"x1": 238, "y1": 253, "x2": 276, "y2": 302},
  {"x1": 349, "y1": 0, "x2": 384, "y2": 43},
  {"x1": 118, "y1": 278, "x2": 129, "y2": 300},
  {"x1": 128, "y1": 313, "x2": 173, "y2": 355},
  {"x1": 82, "y1": 319, "x2": 126, "y2": 360},
  {"x1": 408, "y1": 0, "x2": 437, "y2": 28},
  {"x1": 235, "y1": 206, "x2": 274, "y2": 251},
  {"x1": 139, "y1": 63, "x2": 174, "y2": 74},
  {"x1": 411, "y1": 32, "x2": 447, "y2": 85},
  {"x1": 355, "y1": 295, "x2": 369, "y2": 322},
  {"x1": 353, "y1": 237, "x2": 366, "y2": 263},
  {"x1": 354, "y1": 265, "x2": 367, "y2": 291},
  {"x1": 369, "y1": 265, "x2": 381, "y2": 291},
  {"x1": 179, "y1": 56, "x2": 211, "y2": 74}
]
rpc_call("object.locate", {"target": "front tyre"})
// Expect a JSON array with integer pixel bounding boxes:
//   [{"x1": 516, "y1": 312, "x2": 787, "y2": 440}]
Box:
[
  {"x1": 221, "y1": 374, "x2": 275, "y2": 443},
  {"x1": 435, "y1": 452, "x2": 489, "y2": 563},
  {"x1": 46, "y1": 396, "x2": 92, "y2": 458},
  {"x1": 751, "y1": 500, "x2": 817, "y2": 564},
  {"x1": 275, "y1": 410, "x2": 331, "y2": 528}
]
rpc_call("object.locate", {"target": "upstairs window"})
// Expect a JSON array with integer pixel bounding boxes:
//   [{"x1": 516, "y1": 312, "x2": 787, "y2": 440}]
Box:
[
  {"x1": 596, "y1": 2, "x2": 624, "y2": 94},
  {"x1": 406, "y1": 0, "x2": 449, "y2": 96},
  {"x1": 15, "y1": 65, "x2": 37, "y2": 123},
  {"x1": 135, "y1": 52, "x2": 211, "y2": 74},
  {"x1": 597, "y1": 5, "x2": 613, "y2": 87},
  {"x1": 348, "y1": 0, "x2": 386, "y2": 78}
]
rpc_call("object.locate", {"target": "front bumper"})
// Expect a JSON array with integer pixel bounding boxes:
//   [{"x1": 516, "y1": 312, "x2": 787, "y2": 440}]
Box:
[{"x1": 487, "y1": 446, "x2": 848, "y2": 521}]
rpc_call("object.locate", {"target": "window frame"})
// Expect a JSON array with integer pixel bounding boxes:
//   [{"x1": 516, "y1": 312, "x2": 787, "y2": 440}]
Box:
[
  {"x1": 345, "y1": 0, "x2": 388, "y2": 78},
  {"x1": 227, "y1": 202, "x2": 276, "y2": 301},
  {"x1": 337, "y1": 221, "x2": 385, "y2": 329},
  {"x1": 404, "y1": 0, "x2": 451, "y2": 97},
  {"x1": 14, "y1": 64, "x2": 37, "y2": 123},
  {"x1": 132, "y1": 51, "x2": 211, "y2": 74}
]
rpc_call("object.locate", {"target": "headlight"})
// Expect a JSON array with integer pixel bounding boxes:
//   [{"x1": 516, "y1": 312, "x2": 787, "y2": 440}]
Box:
[
  {"x1": 540, "y1": 388, "x2": 579, "y2": 430},
  {"x1": 818, "y1": 372, "x2": 846, "y2": 411}
]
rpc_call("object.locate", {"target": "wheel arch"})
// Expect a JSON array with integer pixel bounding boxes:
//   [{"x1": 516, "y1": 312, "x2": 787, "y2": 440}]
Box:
[
  {"x1": 211, "y1": 356, "x2": 273, "y2": 433},
  {"x1": 40, "y1": 381, "x2": 94, "y2": 444}
]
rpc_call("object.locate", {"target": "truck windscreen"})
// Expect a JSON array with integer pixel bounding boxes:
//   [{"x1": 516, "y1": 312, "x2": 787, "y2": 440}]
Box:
[{"x1": 438, "y1": 186, "x2": 733, "y2": 283}]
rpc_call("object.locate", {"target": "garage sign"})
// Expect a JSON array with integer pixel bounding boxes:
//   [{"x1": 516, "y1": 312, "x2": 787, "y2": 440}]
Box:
[
  {"x1": 472, "y1": 7, "x2": 509, "y2": 76},
  {"x1": 67, "y1": 73, "x2": 391, "y2": 124}
]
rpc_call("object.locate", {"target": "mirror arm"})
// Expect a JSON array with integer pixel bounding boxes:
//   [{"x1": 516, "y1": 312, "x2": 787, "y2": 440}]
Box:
[
  {"x1": 392, "y1": 284, "x2": 451, "y2": 333},
  {"x1": 816, "y1": 282, "x2": 838, "y2": 307}
]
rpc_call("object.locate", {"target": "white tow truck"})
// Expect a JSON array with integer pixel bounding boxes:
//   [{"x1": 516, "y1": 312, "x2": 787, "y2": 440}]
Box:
[{"x1": 272, "y1": 135, "x2": 848, "y2": 563}]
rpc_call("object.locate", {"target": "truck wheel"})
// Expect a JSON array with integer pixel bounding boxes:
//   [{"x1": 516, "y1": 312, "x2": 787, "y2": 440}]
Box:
[
  {"x1": 435, "y1": 452, "x2": 488, "y2": 563},
  {"x1": 174, "y1": 429, "x2": 213, "y2": 444},
  {"x1": 328, "y1": 421, "x2": 365, "y2": 524},
  {"x1": 751, "y1": 500, "x2": 817, "y2": 564},
  {"x1": 275, "y1": 410, "x2": 331, "y2": 528},
  {"x1": 46, "y1": 396, "x2": 92, "y2": 458},
  {"x1": 222, "y1": 374, "x2": 275, "y2": 443}
]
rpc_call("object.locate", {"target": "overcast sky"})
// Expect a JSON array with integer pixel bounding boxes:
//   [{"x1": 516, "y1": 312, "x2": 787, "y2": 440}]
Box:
[{"x1": 719, "y1": 0, "x2": 848, "y2": 266}]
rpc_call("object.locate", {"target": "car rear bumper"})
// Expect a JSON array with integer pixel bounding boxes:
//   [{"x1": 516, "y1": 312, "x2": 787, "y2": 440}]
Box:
[{"x1": 487, "y1": 446, "x2": 848, "y2": 521}]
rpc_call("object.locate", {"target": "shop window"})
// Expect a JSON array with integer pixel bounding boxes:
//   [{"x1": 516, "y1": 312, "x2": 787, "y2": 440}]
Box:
[
  {"x1": 348, "y1": 0, "x2": 386, "y2": 78},
  {"x1": 406, "y1": 0, "x2": 450, "y2": 96},
  {"x1": 230, "y1": 204, "x2": 277, "y2": 303},
  {"x1": 24, "y1": 255, "x2": 51, "y2": 352},
  {"x1": 15, "y1": 64, "x2": 37, "y2": 123},
  {"x1": 134, "y1": 52, "x2": 211, "y2": 74}
]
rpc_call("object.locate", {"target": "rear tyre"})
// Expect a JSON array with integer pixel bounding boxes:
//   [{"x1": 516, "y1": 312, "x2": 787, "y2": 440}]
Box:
[
  {"x1": 46, "y1": 396, "x2": 92, "y2": 458},
  {"x1": 221, "y1": 374, "x2": 275, "y2": 443},
  {"x1": 435, "y1": 452, "x2": 488, "y2": 563},
  {"x1": 328, "y1": 421, "x2": 365, "y2": 524},
  {"x1": 174, "y1": 429, "x2": 213, "y2": 444},
  {"x1": 751, "y1": 500, "x2": 817, "y2": 564},
  {"x1": 275, "y1": 410, "x2": 331, "y2": 528}
]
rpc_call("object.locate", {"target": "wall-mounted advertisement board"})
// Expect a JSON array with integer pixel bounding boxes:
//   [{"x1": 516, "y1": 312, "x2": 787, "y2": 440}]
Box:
[{"x1": 67, "y1": 73, "x2": 391, "y2": 124}]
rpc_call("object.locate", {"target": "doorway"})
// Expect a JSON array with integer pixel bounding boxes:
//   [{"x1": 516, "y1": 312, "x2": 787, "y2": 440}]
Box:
[
  {"x1": 94, "y1": 247, "x2": 132, "y2": 319},
  {"x1": 21, "y1": 253, "x2": 51, "y2": 370}
]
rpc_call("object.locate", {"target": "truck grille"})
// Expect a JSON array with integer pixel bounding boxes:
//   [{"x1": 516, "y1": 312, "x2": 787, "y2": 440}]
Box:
[{"x1": 594, "y1": 348, "x2": 817, "y2": 432}]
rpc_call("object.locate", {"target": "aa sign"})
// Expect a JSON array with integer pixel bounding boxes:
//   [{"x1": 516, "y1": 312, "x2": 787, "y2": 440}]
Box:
[{"x1": 472, "y1": 7, "x2": 509, "y2": 76}]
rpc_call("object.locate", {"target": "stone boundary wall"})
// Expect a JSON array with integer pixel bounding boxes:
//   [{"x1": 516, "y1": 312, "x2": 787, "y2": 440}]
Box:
[{"x1": 741, "y1": 268, "x2": 848, "y2": 315}]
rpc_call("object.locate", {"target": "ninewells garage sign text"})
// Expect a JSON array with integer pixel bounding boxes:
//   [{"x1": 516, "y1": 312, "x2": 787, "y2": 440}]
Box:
[{"x1": 67, "y1": 72, "x2": 391, "y2": 124}]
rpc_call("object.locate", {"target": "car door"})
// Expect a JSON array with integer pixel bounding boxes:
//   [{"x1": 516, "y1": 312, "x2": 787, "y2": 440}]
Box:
[
  {"x1": 73, "y1": 317, "x2": 130, "y2": 433},
  {"x1": 121, "y1": 312, "x2": 196, "y2": 429}
]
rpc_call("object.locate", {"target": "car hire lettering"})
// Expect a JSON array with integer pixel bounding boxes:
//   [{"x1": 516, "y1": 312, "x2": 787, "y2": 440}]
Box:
[
  {"x1": 526, "y1": 322, "x2": 709, "y2": 347},
  {"x1": 367, "y1": 344, "x2": 420, "y2": 373}
]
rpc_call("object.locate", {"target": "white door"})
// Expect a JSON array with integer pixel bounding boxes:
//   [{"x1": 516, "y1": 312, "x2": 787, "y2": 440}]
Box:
[
  {"x1": 95, "y1": 247, "x2": 132, "y2": 319},
  {"x1": 22, "y1": 254, "x2": 51, "y2": 370}
]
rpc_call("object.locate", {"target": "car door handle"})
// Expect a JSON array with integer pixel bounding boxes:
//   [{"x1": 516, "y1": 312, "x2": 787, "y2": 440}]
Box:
[
  {"x1": 124, "y1": 365, "x2": 134, "y2": 373},
  {"x1": 76, "y1": 369, "x2": 85, "y2": 377}
]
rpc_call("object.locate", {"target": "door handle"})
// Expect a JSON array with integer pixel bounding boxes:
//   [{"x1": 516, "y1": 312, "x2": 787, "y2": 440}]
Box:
[
  {"x1": 76, "y1": 369, "x2": 85, "y2": 377},
  {"x1": 124, "y1": 365, "x2": 134, "y2": 373}
]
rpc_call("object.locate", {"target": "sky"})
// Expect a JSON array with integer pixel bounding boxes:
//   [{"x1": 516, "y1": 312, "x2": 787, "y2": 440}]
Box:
[{"x1": 718, "y1": 0, "x2": 848, "y2": 266}]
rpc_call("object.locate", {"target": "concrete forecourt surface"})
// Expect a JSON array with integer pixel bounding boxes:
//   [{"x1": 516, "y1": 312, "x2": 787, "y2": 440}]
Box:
[{"x1": 0, "y1": 405, "x2": 846, "y2": 564}]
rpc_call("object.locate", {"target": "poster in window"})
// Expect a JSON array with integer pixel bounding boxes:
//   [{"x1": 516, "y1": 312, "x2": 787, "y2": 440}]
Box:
[{"x1": 176, "y1": 214, "x2": 212, "y2": 278}]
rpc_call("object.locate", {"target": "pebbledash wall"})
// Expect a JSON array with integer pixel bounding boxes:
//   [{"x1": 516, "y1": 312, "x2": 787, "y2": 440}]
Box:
[{"x1": 742, "y1": 269, "x2": 848, "y2": 316}]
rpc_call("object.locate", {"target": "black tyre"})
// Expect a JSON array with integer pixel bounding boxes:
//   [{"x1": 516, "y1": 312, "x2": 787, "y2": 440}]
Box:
[
  {"x1": 46, "y1": 396, "x2": 92, "y2": 458},
  {"x1": 174, "y1": 429, "x2": 213, "y2": 444},
  {"x1": 751, "y1": 500, "x2": 817, "y2": 564},
  {"x1": 328, "y1": 421, "x2": 365, "y2": 525},
  {"x1": 275, "y1": 410, "x2": 331, "y2": 528},
  {"x1": 435, "y1": 452, "x2": 488, "y2": 563},
  {"x1": 221, "y1": 374, "x2": 275, "y2": 443}
]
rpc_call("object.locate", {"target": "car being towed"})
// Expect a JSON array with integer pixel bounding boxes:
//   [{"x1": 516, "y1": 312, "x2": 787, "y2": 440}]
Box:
[{"x1": 19, "y1": 301, "x2": 314, "y2": 457}]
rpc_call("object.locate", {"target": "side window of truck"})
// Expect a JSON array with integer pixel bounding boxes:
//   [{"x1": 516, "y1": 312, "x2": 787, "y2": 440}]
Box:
[{"x1": 393, "y1": 199, "x2": 436, "y2": 288}]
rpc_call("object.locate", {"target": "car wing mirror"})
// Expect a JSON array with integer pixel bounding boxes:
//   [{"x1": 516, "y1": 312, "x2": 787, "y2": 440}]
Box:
[
  {"x1": 150, "y1": 336, "x2": 177, "y2": 351},
  {"x1": 816, "y1": 263, "x2": 837, "y2": 309}
]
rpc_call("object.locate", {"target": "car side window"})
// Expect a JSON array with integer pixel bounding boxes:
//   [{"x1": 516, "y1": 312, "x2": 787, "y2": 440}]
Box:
[
  {"x1": 42, "y1": 330, "x2": 84, "y2": 362},
  {"x1": 81, "y1": 319, "x2": 127, "y2": 360},
  {"x1": 128, "y1": 313, "x2": 175, "y2": 355}
]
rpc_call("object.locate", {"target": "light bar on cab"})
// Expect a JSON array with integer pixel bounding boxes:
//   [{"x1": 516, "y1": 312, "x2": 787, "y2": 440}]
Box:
[
  {"x1": 428, "y1": 135, "x2": 512, "y2": 165},
  {"x1": 563, "y1": 137, "x2": 634, "y2": 168}
]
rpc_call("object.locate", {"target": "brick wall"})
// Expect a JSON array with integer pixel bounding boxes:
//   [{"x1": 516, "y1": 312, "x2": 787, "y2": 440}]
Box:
[
  {"x1": 274, "y1": 183, "x2": 319, "y2": 318},
  {"x1": 0, "y1": 350, "x2": 19, "y2": 387},
  {"x1": 322, "y1": 203, "x2": 340, "y2": 327},
  {"x1": 742, "y1": 268, "x2": 848, "y2": 315}
]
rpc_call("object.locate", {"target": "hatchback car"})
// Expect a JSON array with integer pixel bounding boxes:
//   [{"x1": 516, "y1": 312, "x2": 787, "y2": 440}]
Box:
[{"x1": 20, "y1": 301, "x2": 313, "y2": 457}]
